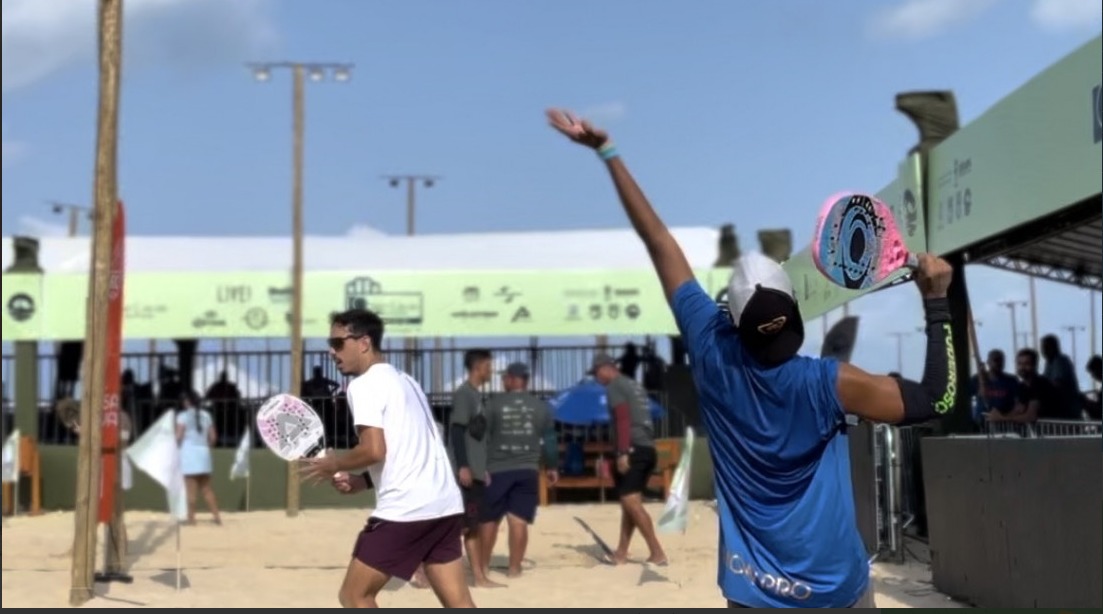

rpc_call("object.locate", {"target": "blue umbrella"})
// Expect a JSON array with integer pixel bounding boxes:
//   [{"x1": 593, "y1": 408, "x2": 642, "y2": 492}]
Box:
[{"x1": 549, "y1": 379, "x2": 666, "y2": 426}]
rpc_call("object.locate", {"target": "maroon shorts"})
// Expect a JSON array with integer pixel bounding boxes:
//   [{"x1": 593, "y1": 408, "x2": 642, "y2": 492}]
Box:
[{"x1": 351, "y1": 514, "x2": 464, "y2": 581}]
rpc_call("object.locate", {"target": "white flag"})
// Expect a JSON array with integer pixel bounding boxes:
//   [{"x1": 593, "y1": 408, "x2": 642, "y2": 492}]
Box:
[
  {"x1": 230, "y1": 429, "x2": 251, "y2": 480},
  {"x1": 126, "y1": 410, "x2": 188, "y2": 521},
  {"x1": 121, "y1": 452, "x2": 134, "y2": 491},
  {"x1": 658, "y1": 427, "x2": 695, "y2": 534},
  {"x1": 1, "y1": 429, "x2": 20, "y2": 484}
]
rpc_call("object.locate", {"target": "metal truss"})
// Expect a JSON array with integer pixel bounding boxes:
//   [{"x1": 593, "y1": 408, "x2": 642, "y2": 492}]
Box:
[{"x1": 983, "y1": 256, "x2": 1102, "y2": 291}]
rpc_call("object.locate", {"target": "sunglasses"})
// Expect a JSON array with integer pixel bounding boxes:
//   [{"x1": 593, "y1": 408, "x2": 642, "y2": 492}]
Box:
[{"x1": 327, "y1": 334, "x2": 365, "y2": 351}]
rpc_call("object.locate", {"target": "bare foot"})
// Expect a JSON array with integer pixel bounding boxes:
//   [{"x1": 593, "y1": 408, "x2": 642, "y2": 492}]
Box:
[
  {"x1": 506, "y1": 568, "x2": 523, "y2": 578},
  {"x1": 474, "y1": 577, "x2": 507, "y2": 588}
]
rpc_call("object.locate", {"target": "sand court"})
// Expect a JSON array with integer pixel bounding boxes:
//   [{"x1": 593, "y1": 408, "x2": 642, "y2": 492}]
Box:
[{"x1": 1, "y1": 501, "x2": 964, "y2": 608}]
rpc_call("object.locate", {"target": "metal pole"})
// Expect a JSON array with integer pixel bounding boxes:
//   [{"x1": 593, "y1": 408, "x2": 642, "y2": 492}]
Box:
[
  {"x1": 1029, "y1": 276, "x2": 1039, "y2": 349},
  {"x1": 998, "y1": 300, "x2": 1026, "y2": 352},
  {"x1": 286, "y1": 64, "x2": 305, "y2": 518},
  {"x1": 1091, "y1": 291, "x2": 1098, "y2": 359},
  {"x1": 888, "y1": 332, "x2": 910, "y2": 375},
  {"x1": 1062, "y1": 325, "x2": 1085, "y2": 368},
  {"x1": 406, "y1": 176, "x2": 416, "y2": 237},
  {"x1": 68, "y1": 208, "x2": 80, "y2": 237},
  {"x1": 405, "y1": 177, "x2": 417, "y2": 376},
  {"x1": 380, "y1": 174, "x2": 440, "y2": 377}
]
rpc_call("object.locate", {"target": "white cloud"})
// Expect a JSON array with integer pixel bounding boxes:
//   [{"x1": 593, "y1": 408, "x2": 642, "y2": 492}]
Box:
[
  {"x1": 0, "y1": 122, "x2": 24, "y2": 168},
  {"x1": 346, "y1": 224, "x2": 389, "y2": 239},
  {"x1": 1, "y1": 0, "x2": 278, "y2": 93},
  {"x1": 16, "y1": 215, "x2": 70, "y2": 238},
  {"x1": 1, "y1": 139, "x2": 24, "y2": 168},
  {"x1": 582, "y1": 101, "x2": 627, "y2": 124},
  {"x1": 867, "y1": 0, "x2": 999, "y2": 42},
  {"x1": 1030, "y1": 0, "x2": 1102, "y2": 32}
]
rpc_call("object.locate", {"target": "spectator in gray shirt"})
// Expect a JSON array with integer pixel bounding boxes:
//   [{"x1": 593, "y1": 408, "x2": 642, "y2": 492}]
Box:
[
  {"x1": 447, "y1": 349, "x2": 503, "y2": 588},
  {"x1": 478, "y1": 362, "x2": 559, "y2": 579}
]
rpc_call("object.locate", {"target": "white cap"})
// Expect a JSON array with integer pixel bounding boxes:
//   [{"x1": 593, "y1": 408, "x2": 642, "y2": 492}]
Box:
[{"x1": 725, "y1": 252, "x2": 804, "y2": 365}]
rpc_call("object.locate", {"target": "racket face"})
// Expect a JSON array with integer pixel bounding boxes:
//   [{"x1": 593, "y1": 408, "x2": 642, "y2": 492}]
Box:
[
  {"x1": 812, "y1": 192, "x2": 909, "y2": 290},
  {"x1": 255, "y1": 393, "x2": 326, "y2": 461}
]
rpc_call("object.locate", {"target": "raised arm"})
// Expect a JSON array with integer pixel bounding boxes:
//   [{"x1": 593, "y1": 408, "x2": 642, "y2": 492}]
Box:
[
  {"x1": 837, "y1": 254, "x2": 957, "y2": 425},
  {"x1": 547, "y1": 109, "x2": 694, "y2": 301}
]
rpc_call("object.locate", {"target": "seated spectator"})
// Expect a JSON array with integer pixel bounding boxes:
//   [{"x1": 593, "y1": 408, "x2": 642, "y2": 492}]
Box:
[
  {"x1": 969, "y1": 349, "x2": 1019, "y2": 424},
  {"x1": 1040, "y1": 334, "x2": 1083, "y2": 420},
  {"x1": 986, "y1": 348, "x2": 1060, "y2": 424},
  {"x1": 1083, "y1": 355, "x2": 1102, "y2": 421}
]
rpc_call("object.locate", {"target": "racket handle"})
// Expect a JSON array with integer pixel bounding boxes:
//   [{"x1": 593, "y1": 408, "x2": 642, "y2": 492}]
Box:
[{"x1": 904, "y1": 253, "x2": 919, "y2": 270}]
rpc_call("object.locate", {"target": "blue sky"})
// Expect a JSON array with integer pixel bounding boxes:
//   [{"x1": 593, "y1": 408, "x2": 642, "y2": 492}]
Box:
[{"x1": 2, "y1": 0, "x2": 1101, "y2": 386}]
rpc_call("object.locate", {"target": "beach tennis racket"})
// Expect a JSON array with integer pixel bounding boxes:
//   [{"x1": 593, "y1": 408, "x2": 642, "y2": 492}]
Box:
[
  {"x1": 256, "y1": 393, "x2": 327, "y2": 461},
  {"x1": 812, "y1": 192, "x2": 918, "y2": 290}
]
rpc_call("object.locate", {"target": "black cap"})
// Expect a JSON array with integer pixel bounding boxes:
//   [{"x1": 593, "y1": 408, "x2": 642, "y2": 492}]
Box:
[
  {"x1": 504, "y1": 362, "x2": 530, "y2": 378},
  {"x1": 726, "y1": 252, "x2": 805, "y2": 366}
]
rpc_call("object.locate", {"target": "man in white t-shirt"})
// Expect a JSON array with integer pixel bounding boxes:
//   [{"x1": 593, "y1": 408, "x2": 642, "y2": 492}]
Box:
[{"x1": 301, "y1": 309, "x2": 474, "y2": 608}]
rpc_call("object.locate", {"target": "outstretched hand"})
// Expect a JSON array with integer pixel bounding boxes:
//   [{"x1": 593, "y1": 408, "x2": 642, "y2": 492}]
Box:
[{"x1": 545, "y1": 108, "x2": 609, "y2": 150}]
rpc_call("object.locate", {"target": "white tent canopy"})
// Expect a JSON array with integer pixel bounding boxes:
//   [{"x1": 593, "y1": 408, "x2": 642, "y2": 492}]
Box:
[{"x1": 1, "y1": 226, "x2": 722, "y2": 274}]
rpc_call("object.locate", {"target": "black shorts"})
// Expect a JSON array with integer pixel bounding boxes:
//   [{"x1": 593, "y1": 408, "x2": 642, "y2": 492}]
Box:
[
  {"x1": 613, "y1": 446, "x2": 657, "y2": 497},
  {"x1": 481, "y1": 469, "x2": 540, "y2": 524},
  {"x1": 460, "y1": 479, "x2": 485, "y2": 533},
  {"x1": 351, "y1": 514, "x2": 464, "y2": 582}
]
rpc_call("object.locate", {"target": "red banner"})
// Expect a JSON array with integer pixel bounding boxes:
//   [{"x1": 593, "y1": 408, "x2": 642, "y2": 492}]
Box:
[{"x1": 99, "y1": 201, "x2": 126, "y2": 524}]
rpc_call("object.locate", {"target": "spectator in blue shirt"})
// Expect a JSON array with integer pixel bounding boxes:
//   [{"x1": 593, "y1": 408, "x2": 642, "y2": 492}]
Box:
[{"x1": 969, "y1": 349, "x2": 1019, "y2": 424}]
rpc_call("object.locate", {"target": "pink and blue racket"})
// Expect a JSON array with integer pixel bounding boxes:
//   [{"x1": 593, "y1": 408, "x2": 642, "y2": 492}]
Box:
[{"x1": 812, "y1": 192, "x2": 917, "y2": 290}]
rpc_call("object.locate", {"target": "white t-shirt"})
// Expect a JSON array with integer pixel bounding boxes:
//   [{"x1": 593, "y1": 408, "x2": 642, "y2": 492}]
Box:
[{"x1": 348, "y1": 363, "x2": 463, "y2": 522}]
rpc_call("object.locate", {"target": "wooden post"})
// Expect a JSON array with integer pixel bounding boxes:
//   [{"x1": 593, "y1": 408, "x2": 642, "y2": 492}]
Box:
[
  {"x1": 69, "y1": 0, "x2": 123, "y2": 606},
  {"x1": 286, "y1": 64, "x2": 305, "y2": 518}
]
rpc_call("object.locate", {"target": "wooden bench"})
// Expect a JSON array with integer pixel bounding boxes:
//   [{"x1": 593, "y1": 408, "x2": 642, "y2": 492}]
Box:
[
  {"x1": 539, "y1": 438, "x2": 681, "y2": 506},
  {"x1": 2, "y1": 435, "x2": 43, "y2": 516}
]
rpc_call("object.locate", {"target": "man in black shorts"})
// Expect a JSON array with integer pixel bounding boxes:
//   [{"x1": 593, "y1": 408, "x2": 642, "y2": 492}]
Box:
[
  {"x1": 591, "y1": 353, "x2": 668, "y2": 566},
  {"x1": 448, "y1": 349, "x2": 503, "y2": 588},
  {"x1": 479, "y1": 362, "x2": 559, "y2": 578}
]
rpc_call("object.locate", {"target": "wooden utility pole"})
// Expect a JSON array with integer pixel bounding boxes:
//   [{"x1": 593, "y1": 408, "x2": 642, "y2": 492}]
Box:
[
  {"x1": 70, "y1": 0, "x2": 123, "y2": 606},
  {"x1": 245, "y1": 60, "x2": 352, "y2": 516},
  {"x1": 286, "y1": 64, "x2": 306, "y2": 518}
]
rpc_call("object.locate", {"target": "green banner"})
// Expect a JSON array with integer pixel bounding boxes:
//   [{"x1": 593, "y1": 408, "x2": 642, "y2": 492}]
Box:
[
  {"x1": 926, "y1": 35, "x2": 1102, "y2": 255},
  {"x1": 1, "y1": 273, "x2": 43, "y2": 341},
  {"x1": 3, "y1": 268, "x2": 728, "y2": 341},
  {"x1": 783, "y1": 153, "x2": 928, "y2": 320}
]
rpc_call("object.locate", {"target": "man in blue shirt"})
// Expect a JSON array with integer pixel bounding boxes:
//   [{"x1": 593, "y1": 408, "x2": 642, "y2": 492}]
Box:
[
  {"x1": 547, "y1": 108, "x2": 958, "y2": 608},
  {"x1": 969, "y1": 349, "x2": 1020, "y2": 424}
]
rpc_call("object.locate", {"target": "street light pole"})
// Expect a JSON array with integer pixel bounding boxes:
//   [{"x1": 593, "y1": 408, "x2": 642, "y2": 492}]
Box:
[
  {"x1": 1028, "y1": 276, "x2": 1039, "y2": 349},
  {"x1": 1090, "y1": 291, "x2": 1099, "y2": 359},
  {"x1": 997, "y1": 300, "x2": 1027, "y2": 353},
  {"x1": 888, "y1": 331, "x2": 913, "y2": 375},
  {"x1": 380, "y1": 174, "x2": 440, "y2": 380},
  {"x1": 1061, "y1": 324, "x2": 1086, "y2": 367},
  {"x1": 380, "y1": 174, "x2": 440, "y2": 237},
  {"x1": 47, "y1": 201, "x2": 93, "y2": 237},
  {"x1": 248, "y1": 60, "x2": 353, "y2": 518}
]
